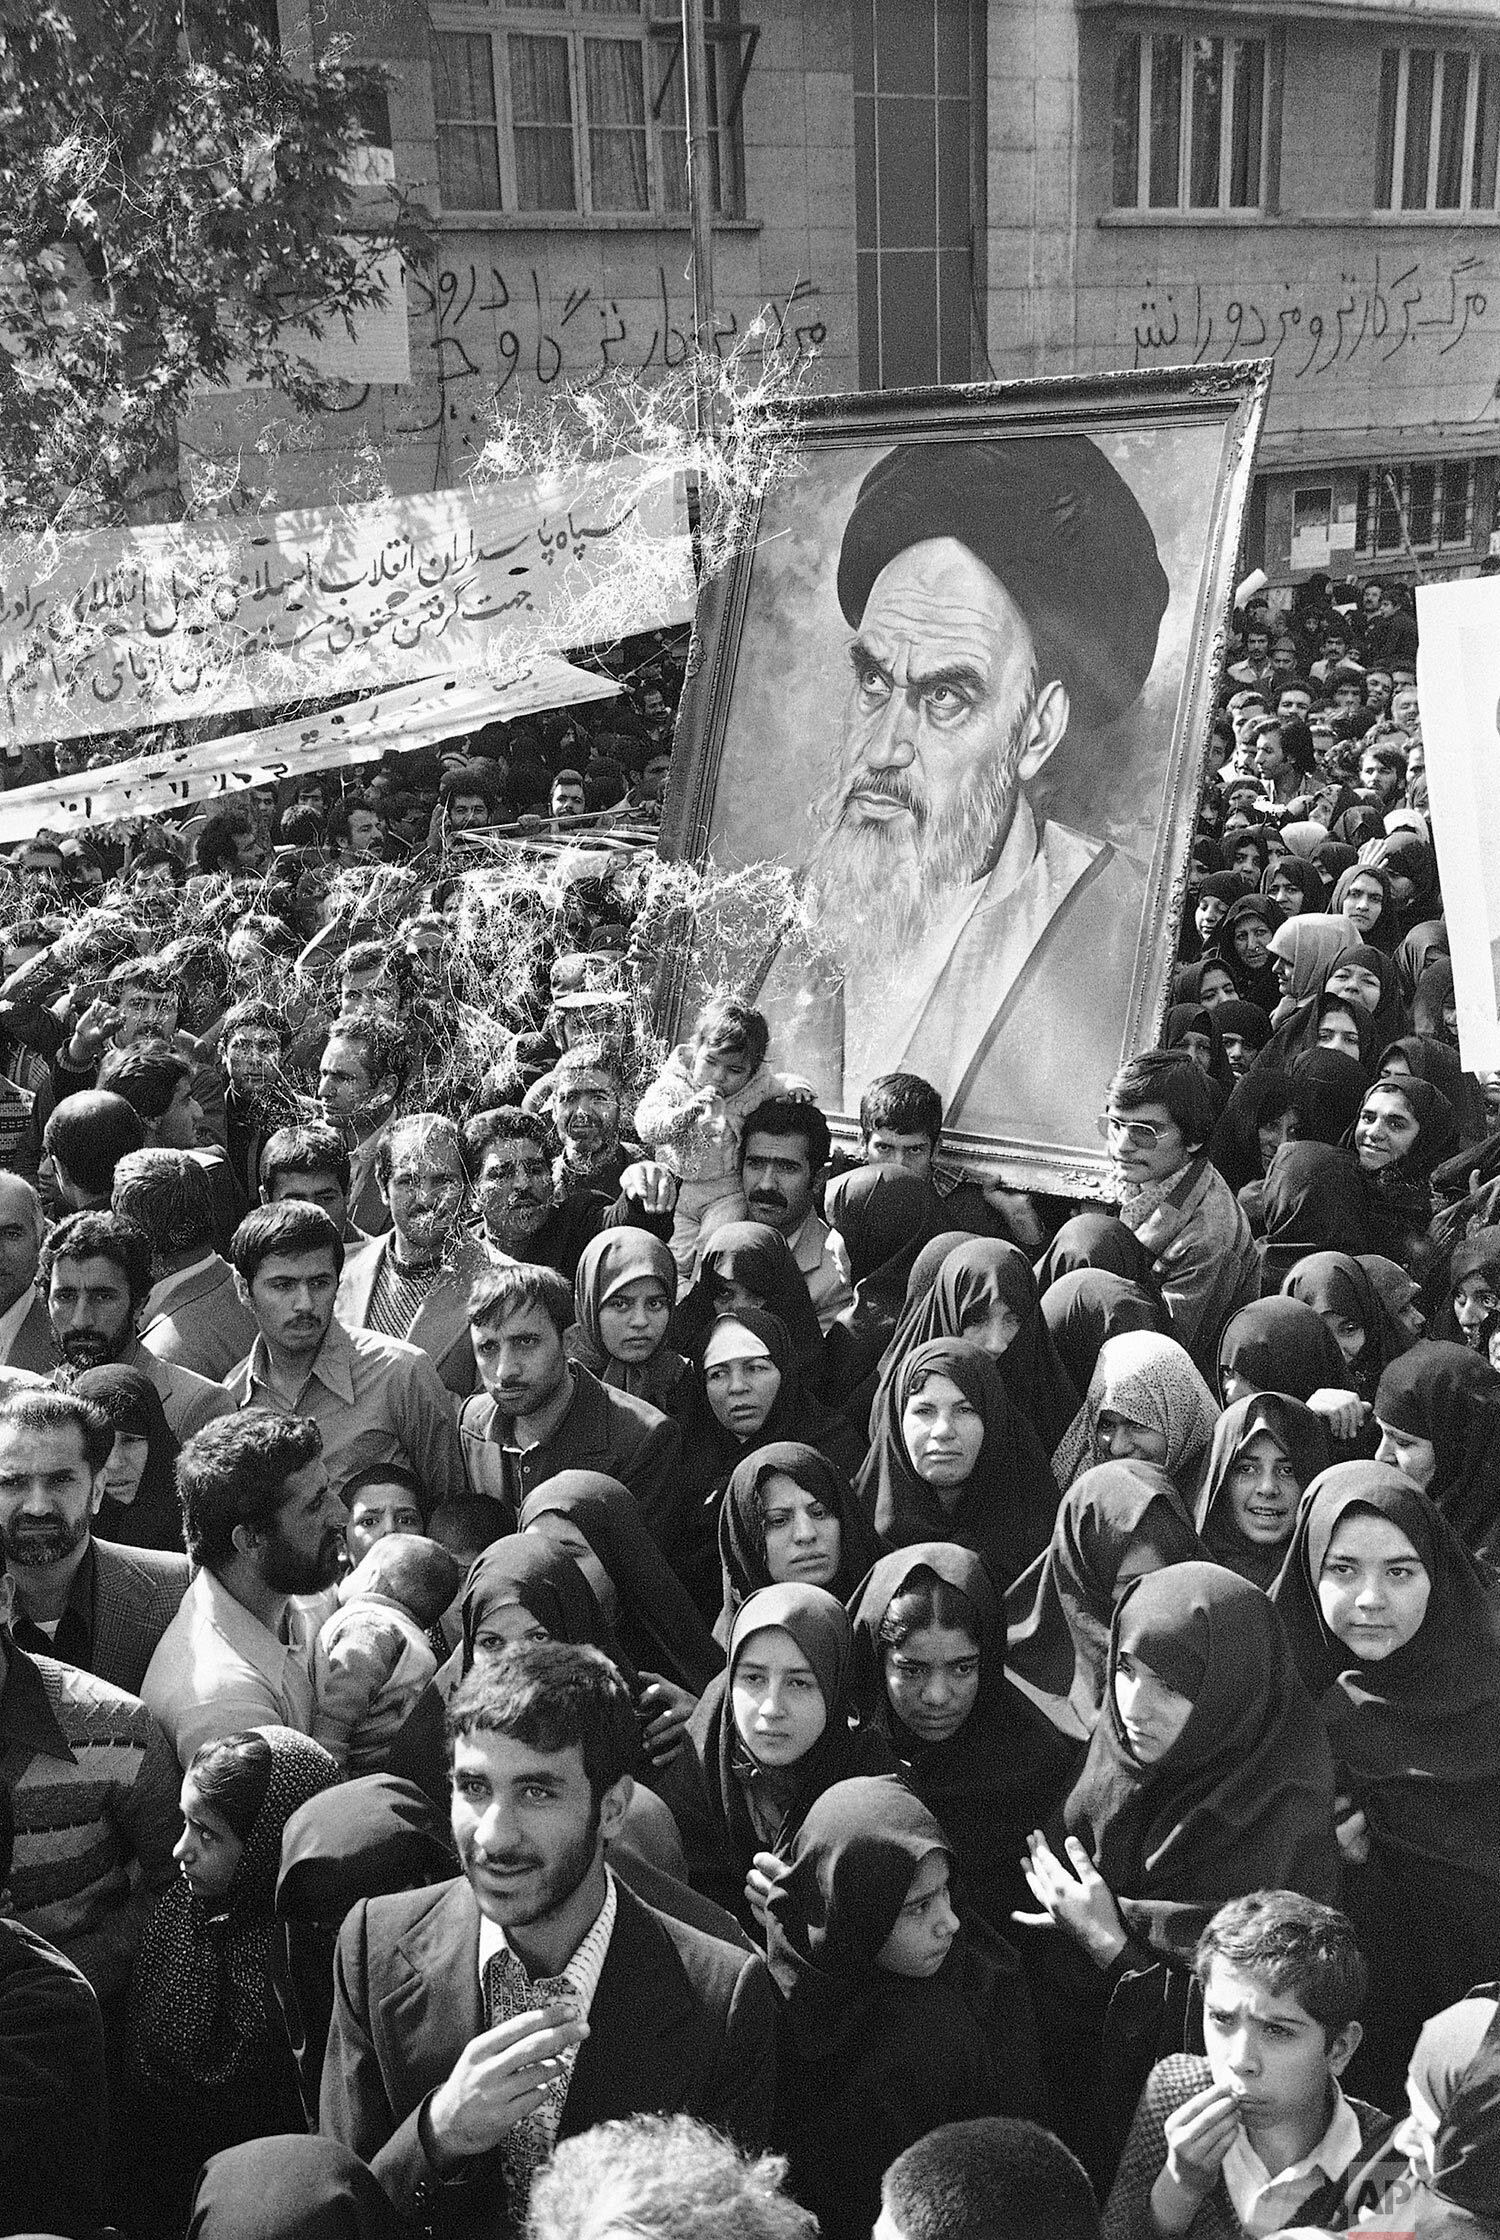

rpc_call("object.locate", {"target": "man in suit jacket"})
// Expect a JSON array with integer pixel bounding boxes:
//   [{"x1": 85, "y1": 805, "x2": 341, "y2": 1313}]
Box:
[
  {"x1": 0, "y1": 1175, "x2": 58, "y2": 1377},
  {"x1": 335, "y1": 1115, "x2": 488, "y2": 1399},
  {"x1": 113, "y1": 1147, "x2": 260, "y2": 1382},
  {"x1": 0, "y1": 1387, "x2": 188, "y2": 1695},
  {"x1": 319, "y1": 1642, "x2": 775, "y2": 2238}
]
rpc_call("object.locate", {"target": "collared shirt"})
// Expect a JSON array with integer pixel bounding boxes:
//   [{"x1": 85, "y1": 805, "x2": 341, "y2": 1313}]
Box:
[
  {"x1": 226, "y1": 1315, "x2": 466, "y2": 1513},
  {"x1": 783, "y1": 1207, "x2": 853, "y2": 1333},
  {"x1": 476, "y1": 1867, "x2": 618, "y2": 2152},
  {"x1": 10, "y1": 1540, "x2": 94, "y2": 1671},
  {"x1": 0, "y1": 1284, "x2": 38, "y2": 1363},
  {"x1": 140, "y1": 1250, "x2": 219, "y2": 1328},
  {"x1": 1221, "y1": 2084, "x2": 1363, "y2": 2237},
  {"x1": 140, "y1": 1563, "x2": 318, "y2": 1768}
]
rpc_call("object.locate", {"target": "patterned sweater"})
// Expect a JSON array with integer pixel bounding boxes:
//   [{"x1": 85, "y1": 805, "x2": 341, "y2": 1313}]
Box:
[
  {"x1": 1104, "y1": 2054, "x2": 1396, "y2": 2240},
  {"x1": 0, "y1": 1647, "x2": 183, "y2": 2006}
]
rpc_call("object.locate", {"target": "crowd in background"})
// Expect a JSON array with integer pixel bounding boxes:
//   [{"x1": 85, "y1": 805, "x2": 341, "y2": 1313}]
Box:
[{"x1": 3, "y1": 576, "x2": 1500, "y2": 2240}]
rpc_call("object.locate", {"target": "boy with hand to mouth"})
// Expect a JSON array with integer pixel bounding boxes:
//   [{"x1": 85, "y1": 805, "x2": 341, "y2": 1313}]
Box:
[{"x1": 1105, "y1": 1890, "x2": 1394, "y2": 2239}]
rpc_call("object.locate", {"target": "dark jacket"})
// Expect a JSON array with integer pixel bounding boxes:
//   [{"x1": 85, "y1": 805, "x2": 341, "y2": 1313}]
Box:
[
  {"x1": 90, "y1": 1536, "x2": 191, "y2": 1698},
  {"x1": 320, "y1": 1873, "x2": 777, "y2": 2237},
  {"x1": 457, "y1": 1368, "x2": 683, "y2": 1549}
]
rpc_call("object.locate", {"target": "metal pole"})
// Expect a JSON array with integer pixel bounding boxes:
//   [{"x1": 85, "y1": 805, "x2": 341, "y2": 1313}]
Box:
[{"x1": 682, "y1": 0, "x2": 717, "y2": 443}]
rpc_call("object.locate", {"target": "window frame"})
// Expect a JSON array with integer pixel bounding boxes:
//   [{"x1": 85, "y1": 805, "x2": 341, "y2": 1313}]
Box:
[
  {"x1": 1354, "y1": 457, "x2": 1483, "y2": 560},
  {"x1": 1375, "y1": 42, "x2": 1500, "y2": 216},
  {"x1": 1111, "y1": 19, "x2": 1275, "y2": 215},
  {"x1": 429, "y1": 0, "x2": 749, "y2": 222}
]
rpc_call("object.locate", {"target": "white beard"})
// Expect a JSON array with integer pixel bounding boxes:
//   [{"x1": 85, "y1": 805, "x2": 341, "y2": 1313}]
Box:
[{"x1": 803, "y1": 733, "x2": 1024, "y2": 981}]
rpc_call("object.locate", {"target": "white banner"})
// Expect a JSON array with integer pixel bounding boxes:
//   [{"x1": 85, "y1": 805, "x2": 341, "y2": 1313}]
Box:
[
  {"x1": 1415, "y1": 577, "x2": 1500, "y2": 1073},
  {"x1": 0, "y1": 656, "x2": 618, "y2": 842},
  {"x1": 0, "y1": 461, "x2": 693, "y2": 744}
]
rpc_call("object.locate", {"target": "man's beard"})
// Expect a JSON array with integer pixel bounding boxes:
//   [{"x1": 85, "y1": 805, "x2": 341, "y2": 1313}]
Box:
[
  {"x1": 463, "y1": 1796, "x2": 602, "y2": 1930},
  {"x1": 2, "y1": 1511, "x2": 90, "y2": 1567},
  {"x1": 261, "y1": 1527, "x2": 342, "y2": 1596},
  {"x1": 804, "y1": 719, "x2": 1026, "y2": 979},
  {"x1": 59, "y1": 1330, "x2": 123, "y2": 1369}
]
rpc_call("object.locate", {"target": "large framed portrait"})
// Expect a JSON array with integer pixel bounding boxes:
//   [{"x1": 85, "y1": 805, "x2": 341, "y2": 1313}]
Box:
[{"x1": 654, "y1": 361, "x2": 1271, "y2": 1197}]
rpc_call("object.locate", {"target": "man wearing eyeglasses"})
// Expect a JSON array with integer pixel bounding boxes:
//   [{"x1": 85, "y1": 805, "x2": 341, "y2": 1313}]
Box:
[{"x1": 1101, "y1": 1050, "x2": 1257, "y2": 1377}]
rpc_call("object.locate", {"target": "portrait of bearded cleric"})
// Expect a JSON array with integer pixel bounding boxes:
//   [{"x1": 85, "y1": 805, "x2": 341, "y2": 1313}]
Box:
[{"x1": 664, "y1": 378, "x2": 1264, "y2": 1189}]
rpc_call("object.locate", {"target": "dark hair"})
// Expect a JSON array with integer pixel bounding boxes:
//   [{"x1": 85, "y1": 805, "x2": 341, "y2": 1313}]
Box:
[
  {"x1": 112, "y1": 1148, "x2": 217, "y2": 1257},
  {"x1": 105, "y1": 958, "x2": 174, "y2": 1004},
  {"x1": 326, "y1": 794, "x2": 384, "y2": 846},
  {"x1": 876, "y1": 1569, "x2": 983, "y2": 1655},
  {"x1": 461, "y1": 1104, "x2": 558, "y2": 1179},
  {"x1": 440, "y1": 761, "x2": 501, "y2": 808},
  {"x1": 693, "y1": 995, "x2": 769, "y2": 1072},
  {"x1": 859, "y1": 1073, "x2": 943, "y2": 1146},
  {"x1": 1277, "y1": 719, "x2": 1317, "y2": 777},
  {"x1": 130, "y1": 845, "x2": 187, "y2": 888},
  {"x1": 230, "y1": 1201, "x2": 345, "y2": 1285},
  {"x1": 221, "y1": 997, "x2": 291, "y2": 1047},
  {"x1": 740, "y1": 1095, "x2": 831, "y2": 1175},
  {"x1": 427, "y1": 1493, "x2": 512, "y2": 1563},
  {"x1": 468, "y1": 1261, "x2": 573, "y2": 1338},
  {"x1": 97, "y1": 1038, "x2": 193, "y2": 1125},
  {"x1": 40, "y1": 1209, "x2": 153, "y2": 1306},
  {"x1": 880, "y1": 2119, "x2": 1101, "y2": 2240},
  {"x1": 1360, "y1": 740, "x2": 1408, "y2": 780},
  {"x1": 0, "y1": 1388, "x2": 115, "y2": 1475},
  {"x1": 375, "y1": 1112, "x2": 464, "y2": 1190},
  {"x1": 1107, "y1": 1051, "x2": 1218, "y2": 1153},
  {"x1": 186, "y1": 1730, "x2": 274, "y2": 1844},
  {"x1": 260, "y1": 1122, "x2": 351, "y2": 1198},
  {"x1": 447, "y1": 1642, "x2": 637, "y2": 1805},
  {"x1": 157, "y1": 934, "x2": 231, "y2": 1007},
  {"x1": 176, "y1": 1408, "x2": 324, "y2": 1571},
  {"x1": 1194, "y1": 1891, "x2": 1367, "y2": 2036},
  {"x1": 43, "y1": 1091, "x2": 146, "y2": 1198},
  {"x1": 195, "y1": 816, "x2": 249, "y2": 876},
  {"x1": 343, "y1": 1462, "x2": 427, "y2": 1511},
  {"x1": 322, "y1": 1015, "x2": 406, "y2": 1091}
]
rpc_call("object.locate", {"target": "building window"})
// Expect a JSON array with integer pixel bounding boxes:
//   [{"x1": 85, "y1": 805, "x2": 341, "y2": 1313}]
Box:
[
  {"x1": 1376, "y1": 46, "x2": 1500, "y2": 212},
  {"x1": 430, "y1": 0, "x2": 747, "y2": 219},
  {"x1": 1356, "y1": 458, "x2": 1481, "y2": 557},
  {"x1": 1111, "y1": 25, "x2": 1271, "y2": 212}
]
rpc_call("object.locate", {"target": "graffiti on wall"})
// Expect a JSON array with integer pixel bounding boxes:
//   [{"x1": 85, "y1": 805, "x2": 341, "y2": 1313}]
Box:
[
  {"x1": 1131, "y1": 253, "x2": 1495, "y2": 397},
  {"x1": 393, "y1": 261, "x2": 827, "y2": 447}
]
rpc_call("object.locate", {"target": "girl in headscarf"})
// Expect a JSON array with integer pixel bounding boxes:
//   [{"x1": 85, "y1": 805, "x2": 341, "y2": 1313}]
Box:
[
  {"x1": 1397, "y1": 920, "x2": 1451, "y2": 1009},
  {"x1": 1288, "y1": 1043, "x2": 1373, "y2": 1147},
  {"x1": 1352, "y1": 1074, "x2": 1458, "y2": 1267},
  {"x1": 1414, "y1": 958, "x2": 1460, "y2": 1046},
  {"x1": 820, "y1": 1167, "x2": 953, "y2": 1405},
  {"x1": 1307, "y1": 989, "x2": 1386, "y2": 1074},
  {"x1": 765, "y1": 1775, "x2": 1043, "y2": 2240},
  {"x1": 1209, "y1": 1068, "x2": 1301, "y2": 1197},
  {"x1": 1194, "y1": 1392, "x2": 1330, "y2": 1589},
  {"x1": 1257, "y1": 1141, "x2": 1372, "y2": 1291},
  {"x1": 1035, "y1": 1211, "x2": 1162, "y2": 1297},
  {"x1": 1217, "y1": 894, "x2": 1284, "y2": 1014},
  {"x1": 387, "y1": 1535, "x2": 623, "y2": 1809},
  {"x1": 1264, "y1": 914, "x2": 1360, "y2": 1029},
  {"x1": 1004, "y1": 1460, "x2": 1205, "y2": 1731},
  {"x1": 1356, "y1": 1993, "x2": 1500, "y2": 2237},
  {"x1": 1051, "y1": 1332, "x2": 1220, "y2": 1505},
  {"x1": 679, "y1": 1309, "x2": 863, "y2": 1520},
  {"x1": 1368, "y1": 830, "x2": 1441, "y2": 934},
  {"x1": 857, "y1": 1338, "x2": 1060, "y2": 1590},
  {"x1": 1362, "y1": 1252, "x2": 1429, "y2": 1342},
  {"x1": 1326, "y1": 944, "x2": 1412, "y2": 1046},
  {"x1": 868, "y1": 1237, "x2": 1080, "y2": 1456},
  {"x1": 73, "y1": 1362, "x2": 183, "y2": 1550},
  {"x1": 674, "y1": 1222, "x2": 827, "y2": 1395},
  {"x1": 1285, "y1": 1250, "x2": 1414, "y2": 1406},
  {"x1": 1017, "y1": 1562, "x2": 1338, "y2": 2178},
  {"x1": 1218, "y1": 1294, "x2": 1356, "y2": 1406},
  {"x1": 654, "y1": 1582, "x2": 894, "y2": 1934},
  {"x1": 850, "y1": 1544, "x2": 1081, "y2": 1921},
  {"x1": 1373, "y1": 1342, "x2": 1500, "y2": 1563},
  {"x1": 1225, "y1": 827, "x2": 1274, "y2": 885},
  {"x1": 1280, "y1": 819, "x2": 1331, "y2": 859},
  {"x1": 1439, "y1": 1228, "x2": 1500, "y2": 1353},
  {"x1": 1382, "y1": 1034, "x2": 1489, "y2": 1149},
  {"x1": 1171, "y1": 958, "x2": 1240, "y2": 1010},
  {"x1": 716, "y1": 1441, "x2": 881, "y2": 1643},
  {"x1": 518, "y1": 1470, "x2": 723, "y2": 1696},
  {"x1": 1040, "y1": 1268, "x2": 1170, "y2": 1396},
  {"x1": 1180, "y1": 873, "x2": 1248, "y2": 964},
  {"x1": 1264, "y1": 854, "x2": 1329, "y2": 918},
  {"x1": 569, "y1": 1229, "x2": 687, "y2": 1417},
  {"x1": 127, "y1": 1727, "x2": 340, "y2": 2225},
  {"x1": 1164, "y1": 1004, "x2": 1234, "y2": 1105},
  {"x1": 1210, "y1": 996, "x2": 1273, "y2": 1081},
  {"x1": 1333, "y1": 862, "x2": 1402, "y2": 952},
  {"x1": 1271, "y1": 1464, "x2": 1500, "y2": 2103}
]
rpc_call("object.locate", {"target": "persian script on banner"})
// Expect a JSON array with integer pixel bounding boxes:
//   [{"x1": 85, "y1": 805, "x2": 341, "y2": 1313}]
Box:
[{"x1": 0, "y1": 462, "x2": 693, "y2": 745}]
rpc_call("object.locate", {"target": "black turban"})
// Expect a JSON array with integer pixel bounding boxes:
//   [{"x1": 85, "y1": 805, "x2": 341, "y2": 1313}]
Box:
[{"x1": 836, "y1": 436, "x2": 1170, "y2": 737}]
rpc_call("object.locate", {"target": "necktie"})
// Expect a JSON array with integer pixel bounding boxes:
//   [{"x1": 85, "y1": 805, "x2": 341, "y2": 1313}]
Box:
[{"x1": 482, "y1": 1946, "x2": 575, "y2": 2222}]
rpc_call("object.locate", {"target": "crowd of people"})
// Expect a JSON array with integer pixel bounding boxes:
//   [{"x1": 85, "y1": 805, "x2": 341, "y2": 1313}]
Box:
[{"x1": 3, "y1": 580, "x2": 1500, "y2": 2240}]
